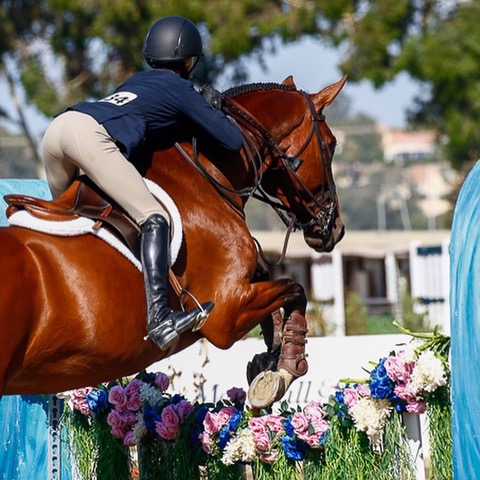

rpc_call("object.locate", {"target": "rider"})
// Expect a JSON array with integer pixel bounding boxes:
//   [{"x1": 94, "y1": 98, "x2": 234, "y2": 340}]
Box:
[{"x1": 41, "y1": 16, "x2": 243, "y2": 351}]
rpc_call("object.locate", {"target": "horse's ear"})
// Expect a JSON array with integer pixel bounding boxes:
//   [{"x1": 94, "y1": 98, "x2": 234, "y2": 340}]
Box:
[
  {"x1": 282, "y1": 76, "x2": 296, "y2": 87},
  {"x1": 312, "y1": 75, "x2": 348, "y2": 110}
]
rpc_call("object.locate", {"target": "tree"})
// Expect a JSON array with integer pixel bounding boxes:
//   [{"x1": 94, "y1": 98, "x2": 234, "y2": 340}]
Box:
[
  {"x1": 0, "y1": 0, "x2": 342, "y2": 164},
  {"x1": 1, "y1": 0, "x2": 478, "y2": 173},
  {"x1": 333, "y1": 0, "x2": 480, "y2": 171}
]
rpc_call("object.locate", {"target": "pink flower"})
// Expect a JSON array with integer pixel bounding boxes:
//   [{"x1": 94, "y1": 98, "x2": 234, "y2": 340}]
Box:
[
  {"x1": 356, "y1": 384, "x2": 371, "y2": 397},
  {"x1": 110, "y1": 426, "x2": 127, "y2": 439},
  {"x1": 260, "y1": 451, "x2": 278, "y2": 464},
  {"x1": 406, "y1": 401, "x2": 426, "y2": 414},
  {"x1": 226, "y1": 387, "x2": 246, "y2": 404},
  {"x1": 303, "y1": 401, "x2": 329, "y2": 434},
  {"x1": 203, "y1": 412, "x2": 224, "y2": 435},
  {"x1": 248, "y1": 418, "x2": 271, "y2": 451},
  {"x1": 173, "y1": 399, "x2": 194, "y2": 421},
  {"x1": 293, "y1": 405, "x2": 330, "y2": 447},
  {"x1": 108, "y1": 385, "x2": 128, "y2": 411},
  {"x1": 343, "y1": 388, "x2": 359, "y2": 408},
  {"x1": 123, "y1": 410, "x2": 137, "y2": 426},
  {"x1": 199, "y1": 431, "x2": 215, "y2": 453},
  {"x1": 155, "y1": 405, "x2": 180, "y2": 440},
  {"x1": 291, "y1": 412, "x2": 309, "y2": 434},
  {"x1": 126, "y1": 393, "x2": 142, "y2": 412},
  {"x1": 216, "y1": 407, "x2": 236, "y2": 425},
  {"x1": 384, "y1": 354, "x2": 413, "y2": 383},
  {"x1": 303, "y1": 401, "x2": 325, "y2": 420},
  {"x1": 72, "y1": 387, "x2": 93, "y2": 415},
  {"x1": 263, "y1": 414, "x2": 285, "y2": 433},
  {"x1": 314, "y1": 419, "x2": 330, "y2": 436},
  {"x1": 394, "y1": 383, "x2": 416, "y2": 402},
  {"x1": 107, "y1": 409, "x2": 128, "y2": 429},
  {"x1": 123, "y1": 430, "x2": 136, "y2": 446},
  {"x1": 125, "y1": 379, "x2": 143, "y2": 397},
  {"x1": 154, "y1": 372, "x2": 170, "y2": 392},
  {"x1": 248, "y1": 417, "x2": 267, "y2": 435}
]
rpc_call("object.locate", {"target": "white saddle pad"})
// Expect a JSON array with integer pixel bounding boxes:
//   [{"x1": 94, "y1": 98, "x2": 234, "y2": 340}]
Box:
[{"x1": 7, "y1": 178, "x2": 183, "y2": 271}]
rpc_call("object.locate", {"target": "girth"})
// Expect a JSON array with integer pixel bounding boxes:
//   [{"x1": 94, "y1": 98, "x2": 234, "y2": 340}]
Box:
[{"x1": 4, "y1": 175, "x2": 142, "y2": 259}]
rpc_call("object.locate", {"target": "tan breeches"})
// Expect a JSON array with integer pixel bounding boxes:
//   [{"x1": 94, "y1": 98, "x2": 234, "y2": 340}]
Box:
[{"x1": 41, "y1": 110, "x2": 167, "y2": 225}]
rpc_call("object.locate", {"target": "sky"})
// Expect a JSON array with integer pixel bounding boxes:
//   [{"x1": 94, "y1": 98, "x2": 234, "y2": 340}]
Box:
[
  {"x1": 220, "y1": 37, "x2": 421, "y2": 129},
  {"x1": 1, "y1": 36, "x2": 421, "y2": 138}
]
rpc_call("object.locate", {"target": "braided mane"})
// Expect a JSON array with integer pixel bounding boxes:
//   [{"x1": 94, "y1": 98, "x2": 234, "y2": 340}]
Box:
[{"x1": 224, "y1": 82, "x2": 296, "y2": 98}]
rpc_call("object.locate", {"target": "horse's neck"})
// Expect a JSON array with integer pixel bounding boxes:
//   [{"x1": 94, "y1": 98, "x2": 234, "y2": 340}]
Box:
[{"x1": 147, "y1": 146, "x2": 250, "y2": 215}]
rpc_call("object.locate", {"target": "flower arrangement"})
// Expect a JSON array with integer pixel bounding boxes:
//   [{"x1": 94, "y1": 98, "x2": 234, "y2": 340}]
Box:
[{"x1": 60, "y1": 326, "x2": 451, "y2": 480}]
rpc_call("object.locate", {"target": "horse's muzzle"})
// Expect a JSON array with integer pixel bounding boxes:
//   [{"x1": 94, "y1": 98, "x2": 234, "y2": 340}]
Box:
[{"x1": 303, "y1": 218, "x2": 345, "y2": 253}]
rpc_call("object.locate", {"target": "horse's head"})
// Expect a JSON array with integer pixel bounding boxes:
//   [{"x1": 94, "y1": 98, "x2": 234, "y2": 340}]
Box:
[{"x1": 224, "y1": 76, "x2": 347, "y2": 253}]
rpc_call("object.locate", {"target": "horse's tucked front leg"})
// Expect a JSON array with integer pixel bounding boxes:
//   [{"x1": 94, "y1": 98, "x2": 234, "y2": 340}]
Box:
[
  {"x1": 248, "y1": 308, "x2": 309, "y2": 408},
  {"x1": 228, "y1": 277, "x2": 309, "y2": 408},
  {"x1": 278, "y1": 310, "x2": 309, "y2": 378}
]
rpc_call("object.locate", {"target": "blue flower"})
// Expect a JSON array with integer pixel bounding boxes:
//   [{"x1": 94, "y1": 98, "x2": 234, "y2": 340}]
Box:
[
  {"x1": 370, "y1": 378, "x2": 394, "y2": 399},
  {"x1": 143, "y1": 405, "x2": 162, "y2": 433},
  {"x1": 280, "y1": 435, "x2": 306, "y2": 461},
  {"x1": 86, "y1": 389, "x2": 109, "y2": 414},
  {"x1": 371, "y1": 358, "x2": 390, "y2": 381},
  {"x1": 170, "y1": 394, "x2": 185, "y2": 405},
  {"x1": 218, "y1": 425, "x2": 231, "y2": 449},
  {"x1": 228, "y1": 411, "x2": 242, "y2": 431},
  {"x1": 194, "y1": 404, "x2": 208, "y2": 423},
  {"x1": 370, "y1": 358, "x2": 394, "y2": 399},
  {"x1": 190, "y1": 405, "x2": 209, "y2": 447},
  {"x1": 335, "y1": 390, "x2": 345, "y2": 406},
  {"x1": 283, "y1": 418, "x2": 295, "y2": 437}
]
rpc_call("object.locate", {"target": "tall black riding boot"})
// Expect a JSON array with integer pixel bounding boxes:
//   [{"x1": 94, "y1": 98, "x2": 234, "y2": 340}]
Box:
[{"x1": 140, "y1": 214, "x2": 214, "y2": 350}]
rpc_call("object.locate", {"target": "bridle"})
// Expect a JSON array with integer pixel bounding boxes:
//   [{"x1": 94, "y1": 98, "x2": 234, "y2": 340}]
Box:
[
  {"x1": 175, "y1": 85, "x2": 338, "y2": 244},
  {"x1": 224, "y1": 89, "x2": 338, "y2": 234}
]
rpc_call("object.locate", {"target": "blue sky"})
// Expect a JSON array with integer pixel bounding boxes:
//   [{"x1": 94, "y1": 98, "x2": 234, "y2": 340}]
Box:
[{"x1": 223, "y1": 37, "x2": 420, "y2": 128}]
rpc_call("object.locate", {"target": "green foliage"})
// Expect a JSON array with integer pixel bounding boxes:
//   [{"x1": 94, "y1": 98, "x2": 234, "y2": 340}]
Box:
[
  {"x1": 344, "y1": 291, "x2": 369, "y2": 335},
  {"x1": 307, "y1": 299, "x2": 334, "y2": 337},
  {"x1": 62, "y1": 407, "x2": 131, "y2": 480},
  {"x1": 319, "y1": 414, "x2": 415, "y2": 480},
  {"x1": 427, "y1": 386, "x2": 453, "y2": 480},
  {"x1": 400, "y1": 281, "x2": 430, "y2": 333}
]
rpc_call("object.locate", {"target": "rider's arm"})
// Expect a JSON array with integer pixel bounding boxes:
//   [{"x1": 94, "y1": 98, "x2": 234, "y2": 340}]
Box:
[{"x1": 181, "y1": 83, "x2": 243, "y2": 152}]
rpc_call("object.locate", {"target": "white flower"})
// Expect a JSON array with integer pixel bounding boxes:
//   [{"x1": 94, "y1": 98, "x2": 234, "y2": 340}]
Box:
[
  {"x1": 400, "y1": 339, "x2": 424, "y2": 364},
  {"x1": 407, "y1": 350, "x2": 446, "y2": 395},
  {"x1": 131, "y1": 412, "x2": 148, "y2": 444},
  {"x1": 221, "y1": 428, "x2": 257, "y2": 466},
  {"x1": 349, "y1": 397, "x2": 393, "y2": 451},
  {"x1": 140, "y1": 383, "x2": 162, "y2": 405}
]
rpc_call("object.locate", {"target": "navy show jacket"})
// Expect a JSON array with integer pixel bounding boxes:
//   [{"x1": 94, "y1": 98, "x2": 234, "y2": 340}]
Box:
[{"x1": 68, "y1": 69, "x2": 243, "y2": 158}]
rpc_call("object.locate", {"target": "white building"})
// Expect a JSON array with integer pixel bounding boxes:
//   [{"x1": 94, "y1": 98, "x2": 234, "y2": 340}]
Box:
[{"x1": 252, "y1": 229, "x2": 451, "y2": 336}]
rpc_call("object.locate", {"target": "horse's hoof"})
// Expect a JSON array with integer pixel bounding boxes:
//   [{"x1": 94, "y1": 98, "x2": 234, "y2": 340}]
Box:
[
  {"x1": 246, "y1": 352, "x2": 277, "y2": 385},
  {"x1": 247, "y1": 370, "x2": 286, "y2": 409}
]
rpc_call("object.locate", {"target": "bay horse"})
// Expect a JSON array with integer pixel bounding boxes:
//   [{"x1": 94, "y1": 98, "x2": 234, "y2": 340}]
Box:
[{"x1": 0, "y1": 75, "x2": 346, "y2": 408}]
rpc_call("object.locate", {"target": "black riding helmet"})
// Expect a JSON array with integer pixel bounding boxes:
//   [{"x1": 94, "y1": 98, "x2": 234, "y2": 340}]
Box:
[{"x1": 142, "y1": 16, "x2": 203, "y2": 78}]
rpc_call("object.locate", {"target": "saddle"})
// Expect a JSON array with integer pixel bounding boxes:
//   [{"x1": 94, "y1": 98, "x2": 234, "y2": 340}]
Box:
[{"x1": 4, "y1": 175, "x2": 142, "y2": 259}]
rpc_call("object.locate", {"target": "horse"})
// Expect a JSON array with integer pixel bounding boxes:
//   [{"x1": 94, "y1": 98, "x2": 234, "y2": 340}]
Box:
[{"x1": 0, "y1": 75, "x2": 346, "y2": 408}]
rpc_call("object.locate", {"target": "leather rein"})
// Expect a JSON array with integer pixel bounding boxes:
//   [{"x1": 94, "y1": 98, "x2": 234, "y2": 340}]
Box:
[{"x1": 175, "y1": 89, "x2": 337, "y2": 264}]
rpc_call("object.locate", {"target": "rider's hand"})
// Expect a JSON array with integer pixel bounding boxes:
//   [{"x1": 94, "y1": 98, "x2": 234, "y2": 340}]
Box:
[{"x1": 200, "y1": 85, "x2": 225, "y2": 110}]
